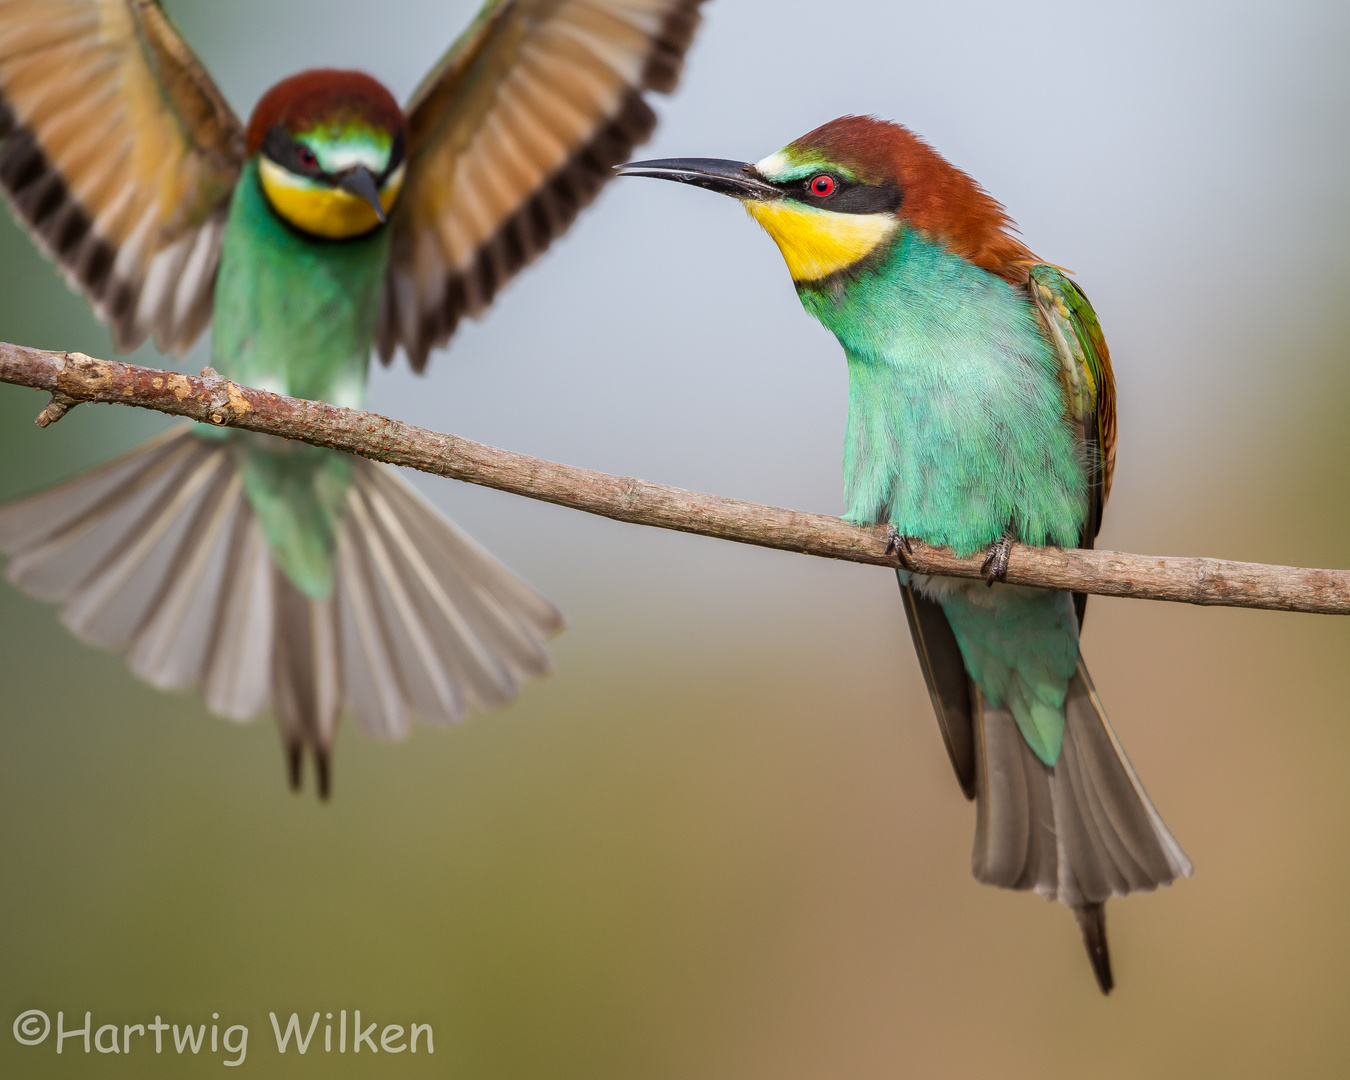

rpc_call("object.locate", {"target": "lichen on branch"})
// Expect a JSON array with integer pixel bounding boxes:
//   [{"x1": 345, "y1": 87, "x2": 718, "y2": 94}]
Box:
[{"x1": 2, "y1": 340, "x2": 1347, "y2": 616}]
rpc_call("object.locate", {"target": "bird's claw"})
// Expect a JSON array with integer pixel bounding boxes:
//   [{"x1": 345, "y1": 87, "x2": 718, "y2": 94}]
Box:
[
  {"x1": 885, "y1": 527, "x2": 915, "y2": 569},
  {"x1": 981, "y1": 535, "x2": 1013, "y2": 587}
]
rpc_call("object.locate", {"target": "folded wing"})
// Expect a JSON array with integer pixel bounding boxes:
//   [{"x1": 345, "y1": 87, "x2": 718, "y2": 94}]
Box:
[
  {"x1": 1028, "y1": 265, "x2": 1117, "y2": 544},
  {"x1": 1028, "y1": 264, "x2": 1117, "y2": 625}
]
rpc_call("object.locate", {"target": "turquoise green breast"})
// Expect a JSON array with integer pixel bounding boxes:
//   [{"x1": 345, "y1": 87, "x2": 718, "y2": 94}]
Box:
[
  {"x1": 204, "y1": 158, "x2": 392, "y2": 599},
  {"x1": 211, "y1": 158, "x2": 390, "y2": 403},
  {"x1": 799, "y1": 231, "x2": 1092, "y2": 766},
  {"x1": 799, "y1": 230, "x2": 1085, "y2": 557}
]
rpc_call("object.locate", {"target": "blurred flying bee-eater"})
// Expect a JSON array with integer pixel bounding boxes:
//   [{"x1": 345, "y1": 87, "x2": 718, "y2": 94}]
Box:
[
  {"x1": 0, "y1": 0, "x2": 704, "y2": 795},
  {"x1": 618, "y1": 116, "x2": 1192, "y2": 993}
]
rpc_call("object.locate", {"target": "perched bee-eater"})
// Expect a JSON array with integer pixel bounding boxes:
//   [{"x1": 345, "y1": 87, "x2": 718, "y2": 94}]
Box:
[
  {"x1": 619, "y1": 116, "x2": 1192, "y2": 992},
  {"x1": 0, "y1": 0, "x2": 704, "y2": 796}
]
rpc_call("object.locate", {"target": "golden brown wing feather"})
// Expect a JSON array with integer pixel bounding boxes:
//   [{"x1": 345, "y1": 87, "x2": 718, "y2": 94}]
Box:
[
  {"x1": 1028, "y1": 265, "x2": 1116, "y2": 625},
  {"x1": 380, "y1": 0, "x2": 705, "y2": 371},
  {"x1": 0, "y1": 0, "x2": 244, "y2": 353},
  {"x1": 1028, "y1": 264, "x2": 1117, "y2": 531}
]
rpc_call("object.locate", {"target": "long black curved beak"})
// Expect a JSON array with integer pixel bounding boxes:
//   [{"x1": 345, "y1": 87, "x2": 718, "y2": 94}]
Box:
[
  {"x1": 337, "y1": 165, "x2": 386, "y2": 223},
  {"x1": 615, "y1": 158, "x2": 781, "y2": 201}
]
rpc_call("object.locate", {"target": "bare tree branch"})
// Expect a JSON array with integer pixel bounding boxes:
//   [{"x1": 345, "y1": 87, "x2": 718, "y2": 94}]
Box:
[{"x1": 2, "y1": 340, "x2": 1347, "y2": 615}]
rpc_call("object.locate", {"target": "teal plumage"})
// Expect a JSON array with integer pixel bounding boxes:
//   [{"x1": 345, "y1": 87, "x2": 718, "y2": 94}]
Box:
[
  {"x1": 619, "y1": 115, "x2": 1191, "y2": 992},
  {"x1": 810, "y1": 231, "x2": 1086, "y2": 556},
  {"x1": 0, "y1": 0, "x2": 707, "y2": 794},
  {"x1": 213, "y1": 159, "x2": 390, "y2": 408},
  {"x1": 0, "y1": 84, "x2": 567, "y2": 793},
  {"x1": 938, "y1": 583, "x2": 1079, "y2": 765},
  {"x1": 808, "y1": 230, "x2": 1087, "y2": 764},
  {"x1": 209, "y1": 158, "x2": 389, "y2": 600}
]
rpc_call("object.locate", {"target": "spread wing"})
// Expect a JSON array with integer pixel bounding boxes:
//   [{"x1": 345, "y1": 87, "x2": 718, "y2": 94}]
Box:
[
  {"x1": 0, "y1": 0, "x2": 244, "y2": 354},
  {"x1": 1029, "y1": 264, "x2": 1117, "y2": 625},
  {"x1": 380, "y1": 0, "x2": 705, "y2": 371}
]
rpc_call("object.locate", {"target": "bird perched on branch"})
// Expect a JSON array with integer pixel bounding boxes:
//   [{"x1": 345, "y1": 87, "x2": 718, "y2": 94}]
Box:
[
  {"x1": 0, "y1": 0, "x2": 704, "y2": 796},
  {"x1": 618, "y1": 116, "x2": 1191, "y2": 993}
]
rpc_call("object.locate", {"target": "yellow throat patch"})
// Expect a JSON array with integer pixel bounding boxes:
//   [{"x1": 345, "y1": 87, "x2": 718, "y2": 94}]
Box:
[
  {"x1": 744, "y1": 200, "x2": 897, "y2": 282},
  {"x1": 259, "y1": 158, "x2": 405, "y2": 239}
]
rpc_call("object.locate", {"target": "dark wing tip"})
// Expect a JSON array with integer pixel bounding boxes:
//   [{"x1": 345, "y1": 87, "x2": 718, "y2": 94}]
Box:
[
  {"x1": 0, "y1": 2, "x2": 242, "y2": 357},
  {"x1": 0, "y1": 114, "x2": 141, "y2": 339},
  {"x1": 640, "y1": 1, "x2": 705, "y2": 93},
  {"x1": 387, "y1": 0, "x2": 705, "y2": 369},
  {"x1": 399, "y1": 90, "x2": 656, "y2": 367},
  {"x1": 897, "y1": 576, "x2": 977, "y2": 799}
]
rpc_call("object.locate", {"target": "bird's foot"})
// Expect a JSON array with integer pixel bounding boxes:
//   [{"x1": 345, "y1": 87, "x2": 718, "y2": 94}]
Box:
[
  {"x1": 885, "y1": 527, "x2": 915, "y2": 569},
  {"x1": 981, "y1": 534, "x2": 1014, "y2": 587}
]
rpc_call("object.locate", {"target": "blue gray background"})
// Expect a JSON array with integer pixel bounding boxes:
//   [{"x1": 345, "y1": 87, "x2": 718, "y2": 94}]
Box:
[{"x1": 1, "y1": 1, "x2": 1348, "y2": 1075}]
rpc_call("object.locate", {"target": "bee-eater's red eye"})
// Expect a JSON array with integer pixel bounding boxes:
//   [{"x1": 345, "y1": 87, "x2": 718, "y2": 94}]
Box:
[
  {"x1": 810, "y1": 174, "x2": 835, "y2": 196},
  {"x1": 298, "y1": 146, "x2": 317, "y2": 168}
]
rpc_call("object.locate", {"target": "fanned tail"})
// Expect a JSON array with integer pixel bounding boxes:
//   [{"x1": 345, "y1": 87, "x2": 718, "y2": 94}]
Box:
[
  {"x1": 970, "y1": 661, "x2": 1193, "y2": 992},
  {"x1": 0, "y1": 427, "x2": 563, "y2": 795},
  {"x1": 331, "y1": 457, "x2": 563, "y2": 742},
  {"x1": 0, "y1": 427, "x2": 272, "y2": 711},
  {"x1": 898, "y1": 577, "x2": 1190, "y2": 992}
]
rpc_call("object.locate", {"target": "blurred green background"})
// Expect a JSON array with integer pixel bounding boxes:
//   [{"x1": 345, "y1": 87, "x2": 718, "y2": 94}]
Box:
[{"x1": 2, "y1": 0, "x2": 1350, "y2": 1075}]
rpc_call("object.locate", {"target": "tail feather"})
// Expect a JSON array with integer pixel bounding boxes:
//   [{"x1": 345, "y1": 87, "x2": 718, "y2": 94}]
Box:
[
  {"x1": 126, "y1": 467, "x2": 244, "y2": 690},
  {"x1": 1068, "y1": 666, "x2": 1193, "y2": 885},
  {"x1": 0, "y1": 427, "x2": 193, "y2": 576},
  {"x1": 0, "y1": 429, "x2": 212, "y2": 608},
  {"x1": 375, "y1": 474, "x2": 562, "y2": 668},
  {"x1": 970, "y1": 659, "x2": 1192, "y2": 992},
  {"x1": 343, "y1": 484, "x2": 479, "y2": 726},
  {"x1": 270, "y1": 569, "x2": 340, "y2": 796},
  {"x1": 333, "y1": 464, "x2": 562, "y2": 736},
  {"x1": 1074, "y1": 902, "x2": 1113, "y2": 994},
  {"x1": 972, "y1": 660, "x2": 1191, "y2": 905},
  {"x1": 200, "y1": 512, "x2": 273, "y2": 721},
  {"x1": 0, "y1": 428, "x2": 564, "y2": 794},
  {"x1": 333, "y1": 515, "x2": 409, "y2": 739},
  {"x1": 970, "y1": 687, "x2": 1060, "y2": 896},
  {"x1": 61, "y1": 447, "x2": 229, "y2": 652}
]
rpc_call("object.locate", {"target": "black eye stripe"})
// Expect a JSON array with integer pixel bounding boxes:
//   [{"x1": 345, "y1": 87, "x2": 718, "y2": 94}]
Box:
[
  {"x1": 779, "y1": 172, "x2": 902, "y2": 215},
  {"x1": 261, "y1": 124, "x2": 328, "y2": 181},
  {"x1": 260, "y1": 124, "x2": 405, "y2": 185}
]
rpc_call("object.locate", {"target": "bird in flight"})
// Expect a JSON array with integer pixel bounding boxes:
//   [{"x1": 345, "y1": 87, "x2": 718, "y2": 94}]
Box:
[
  {"x1": 618, "y1": 115, "x2": 1192, "y2": 993},
  {"x1": 0, "y1": 0, "x2": 704, "y2": 796}
]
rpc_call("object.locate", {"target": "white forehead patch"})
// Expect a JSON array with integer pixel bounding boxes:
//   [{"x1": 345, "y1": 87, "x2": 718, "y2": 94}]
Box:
[
  {"x1": 303, "y1": 138, "x2": 390, "y2": 175},
  {"x1": 754, "y1": 150, "x2": 824, "y2": 184},
  {"x1": 754, "y1": 151, "x2": 793, "y2": 181}
]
